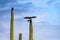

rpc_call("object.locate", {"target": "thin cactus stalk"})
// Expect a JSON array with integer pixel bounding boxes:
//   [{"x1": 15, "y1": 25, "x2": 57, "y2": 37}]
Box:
[
  {"x1": 29, "y1": 19, "x2": 33, "y2": 40},
  {"x1": 24, "y1": 16, "x2": 36, "y2": 40},
  {"x1": 19, "y1": 33, "x2": 22, "y2": 40},
  {"x1": 10, "y1": 7, "x2": 14, "y2": 40}
]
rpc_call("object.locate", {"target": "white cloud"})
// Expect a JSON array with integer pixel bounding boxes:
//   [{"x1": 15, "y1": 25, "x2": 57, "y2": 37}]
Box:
[
  {"x1": 32, "y1": 12, "x2": 49, "y2": 22},
  {"x1": 33, "y1": 25, "x2": 60, "y2": 40},
  {"x1": 0, "y1": 7, "x2": 10, "y2": 11},
  {"x1": 16, "y1": 0, "x2": 49, "y2": 7},
  {"x1": 0, "y1": 19, "x2": 10, "y2": 40},
  {"x1": 14, "y1": 15, "x2": 23, "y2": 19}
]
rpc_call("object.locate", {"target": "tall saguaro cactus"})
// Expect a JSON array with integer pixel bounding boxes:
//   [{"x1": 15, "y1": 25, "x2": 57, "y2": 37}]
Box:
[
  {"x1": 19, "y1": 33, "x2": 22, "y2": 40},
  {"x1": 24, "y1": 16, "x2": 36, "y2": 40},
  {"x1": 29, "y1": 19, "x2": 33, "y2": 40},
  {"x1": 10, "y1": 7, "x2": 14, "y2": 40}
]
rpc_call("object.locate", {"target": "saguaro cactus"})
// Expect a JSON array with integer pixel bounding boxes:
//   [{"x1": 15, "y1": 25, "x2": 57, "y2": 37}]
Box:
[
  {"x1": 10, "y1": 7, "x2": 14, "y2": 40},
  {"x1": 24, "y1": 16, "x2": 36, "y2": 40},
  {"x1": 19, "y1": 33, "x2": 22, "y2": 40},
  {"x1": 29, "y1": 19, "x2": 33, "y2": 40}
]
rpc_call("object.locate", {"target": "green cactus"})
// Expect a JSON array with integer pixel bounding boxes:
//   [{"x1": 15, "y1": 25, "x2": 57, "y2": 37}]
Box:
[
  {"x1": 19, "y1": 33, "x2": 22, "y2": 40},
  {"x1": 29, "y1": 19, "x2": 33, "y2": 40},
  {"x1": 24, "y1": 16, "x2": 35, "y2": 40},
  {"x1": 10, "y1": 7, "x2": 14, "y2": 40}
]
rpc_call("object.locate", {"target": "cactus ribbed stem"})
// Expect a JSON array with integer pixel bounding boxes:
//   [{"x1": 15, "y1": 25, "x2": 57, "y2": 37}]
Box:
[
  {"x1": 24, "y1": 16, "x2": 36, "y2": 40},
  {"x1": 19, "y1": 33, "x2": 22, "y2": 40},
  {"x1": 29, "y1": 19, "x2": 33, "y2": 40},
  {"x1": 10, "y1": 7, "x2": 14, "y2": 40}
]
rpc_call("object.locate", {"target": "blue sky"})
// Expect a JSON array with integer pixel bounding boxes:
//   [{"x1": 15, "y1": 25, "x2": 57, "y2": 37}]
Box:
[{"x1": 0, "y1": 0, "x2": 60, "y2": 40}]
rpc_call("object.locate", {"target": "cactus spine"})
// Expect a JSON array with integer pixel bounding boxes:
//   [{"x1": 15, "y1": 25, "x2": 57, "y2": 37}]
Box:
[
  {"x1": 19, "y1": 33, "x2": 22, "y2": 40},
  {"x1": 10, "y1": 7, "x2": 14, "y2": 40}
]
